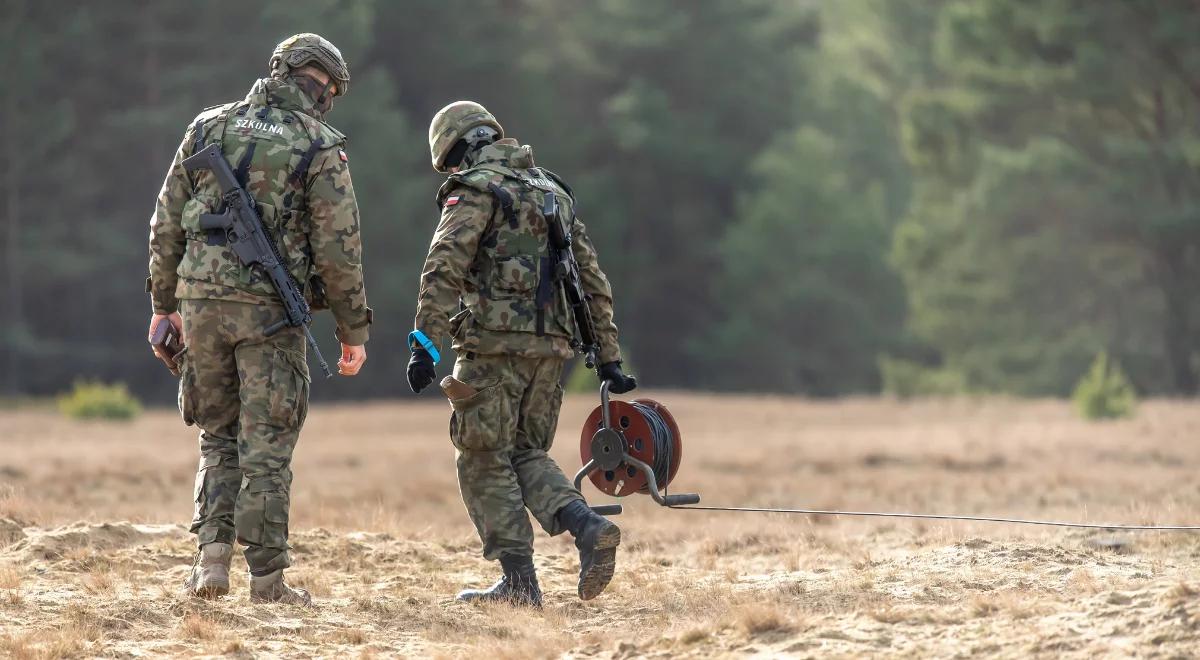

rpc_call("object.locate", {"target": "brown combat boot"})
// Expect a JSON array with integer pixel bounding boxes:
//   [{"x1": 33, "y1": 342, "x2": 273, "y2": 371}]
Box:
[
  {"x1": 249, "y1": 569, "x2": 312, "y2": 606},
  {"x1": 185, "y1": 542, "x2": 232, "y2": 599}
]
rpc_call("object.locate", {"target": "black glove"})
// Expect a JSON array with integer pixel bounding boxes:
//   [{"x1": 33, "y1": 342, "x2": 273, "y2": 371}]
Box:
[
  {"x1": 407, "y1": 348, "x2": 436, "y2": 394},
  {"x1": 598, "y1": 361, "x2": 637, "y2": 394}
]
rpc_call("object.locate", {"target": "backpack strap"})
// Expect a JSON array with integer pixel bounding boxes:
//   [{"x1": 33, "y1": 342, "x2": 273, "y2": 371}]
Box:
[
  {"x1": 209, "y1": 103, "x2": 243, "y2": 147},
  {"x1": 487, "y1": 183, "x2": 519, "y2": 229},
  {"x1": 232, "y1": 142, "x2": 257, "y2": 190},
  {"x1": 191, "y1": 117, "x2": 207, "y2": 153},
  {"x1": 289, "y1": 137, "x2": 325, "y2": 188},
  {"x1": 538, "y1": 168, "x2": 575, "y2": 202}
]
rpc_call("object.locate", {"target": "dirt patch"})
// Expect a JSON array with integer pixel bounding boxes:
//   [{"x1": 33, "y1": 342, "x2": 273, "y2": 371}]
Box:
[{"x1": 8, "y1": 522, "x2": 185, "y2": 564}]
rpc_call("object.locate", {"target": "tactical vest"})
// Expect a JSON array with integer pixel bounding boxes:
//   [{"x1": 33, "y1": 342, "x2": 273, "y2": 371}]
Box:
[
  {"x1": 178, "y1": 97, "x2": 344, "y2": 305},
  {"x1": 442, "y1": 163, "x2": 577, "y2": 340}
]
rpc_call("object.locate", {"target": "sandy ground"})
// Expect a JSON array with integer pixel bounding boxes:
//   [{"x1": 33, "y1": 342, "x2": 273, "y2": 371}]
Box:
[{"x1": 0, "y1": 393, "x2": 1198, "y2": 658}]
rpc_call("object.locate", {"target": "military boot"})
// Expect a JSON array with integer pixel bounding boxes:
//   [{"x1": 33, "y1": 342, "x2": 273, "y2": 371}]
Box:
[
  {"x1": 456, "y1": 553, "x2": 542, "y2": 608},
  {"x1": 184, "y1": 542, "x2": 232, "y2": 599},
  {"x1": 557, "y1": 500, "x2": 621, "y2": 600},
  {"x1": 249, "y1": 569, "x2": 312, "y2": 606}
]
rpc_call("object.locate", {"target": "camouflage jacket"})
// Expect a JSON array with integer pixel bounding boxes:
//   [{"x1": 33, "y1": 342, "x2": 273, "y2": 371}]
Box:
[
  {"x1": 414, "y1": 139, "x2": 622, "y2": 363},
  {"x1": 147, "y1": 77, "x2": 371, "y2": 345}
]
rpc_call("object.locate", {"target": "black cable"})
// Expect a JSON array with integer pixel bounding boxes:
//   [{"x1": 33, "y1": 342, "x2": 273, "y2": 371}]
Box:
[
  {"x1": 631, "y1": 401, "x2": 673, "y2": 489},
  {"x1": 666, "y1": 505, "x2": 1200, "y2": 531},
  {"x1": 610, "y1": 401, "x2": 1200, "y2": 531}
]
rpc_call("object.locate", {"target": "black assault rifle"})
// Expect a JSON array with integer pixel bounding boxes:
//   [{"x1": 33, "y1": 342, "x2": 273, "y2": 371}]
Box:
[
  {"x1": 182, "y1": 143, "x2": 332, "y2": 378},
  {"x1": 543, "y1": 191, "x2": 600, "y2": 369}
]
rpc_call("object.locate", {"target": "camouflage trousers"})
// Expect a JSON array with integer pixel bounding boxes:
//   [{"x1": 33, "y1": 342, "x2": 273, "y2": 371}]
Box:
[
  {"x1": 449, "y1": 354, "x2": 584, "y2": 560},
  {"x1": 177, "y1": 299, "x2": 310, "y2": 573}
]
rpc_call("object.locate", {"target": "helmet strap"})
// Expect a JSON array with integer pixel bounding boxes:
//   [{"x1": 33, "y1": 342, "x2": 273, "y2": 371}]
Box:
[
  {"x1": 444, "y1": 140, "x2": 470, "y2": 170},
  {"x1": 458, "y1": 126, "x2": 500, "y2": 169}
]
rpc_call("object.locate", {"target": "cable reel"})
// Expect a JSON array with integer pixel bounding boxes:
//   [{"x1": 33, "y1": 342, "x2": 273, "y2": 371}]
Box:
[
  {"x1": 572, "y1": 384, "x2": 1200, "y2": 531},
  {"x1": 574, "y1": 381, "x2": 700, "y2": 515}
]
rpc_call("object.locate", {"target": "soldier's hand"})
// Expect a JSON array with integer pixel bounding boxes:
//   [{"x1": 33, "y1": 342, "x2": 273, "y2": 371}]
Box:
[
  {"x1": 598, "y1": 361, "x2": 637, "y2": 394},
  {"x1": 407, "y1": 348, "x2": 436, "y2": 394},
  {"x1": 338, "y1": 343, "x2": 366, "y2": 376},
  {"x1": 148, "y1": 312, "x2": 185, "y2": 354}
]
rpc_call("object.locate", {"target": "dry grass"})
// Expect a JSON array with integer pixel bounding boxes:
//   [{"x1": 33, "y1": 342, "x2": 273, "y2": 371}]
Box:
[
  {"x1": 1, "y1": 395, "x2": 1199, "y2": 656},
  {"x1": 0, "y1": 622, "x2": 101, "y2": 660},
  {"x1": 177, "y1": 613, "x2": 222, "y2": 641},
  {"x1": 81, "y1": 570, "x2": 114, "y2": 595},
  {"x1": 332, "y1": 627, "x2": 368, "y2": 645},
  {"x1": 732, "y1": 602, "x2": 800, "y2": 636},
  {"x1": 0, "y1": 563, "x2": 21, "y2": 590}
]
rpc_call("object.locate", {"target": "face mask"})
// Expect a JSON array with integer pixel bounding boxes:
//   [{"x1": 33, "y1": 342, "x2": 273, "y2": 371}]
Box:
[{"x1": 290, "y1": 74, "x2": 335, "y2": 115}]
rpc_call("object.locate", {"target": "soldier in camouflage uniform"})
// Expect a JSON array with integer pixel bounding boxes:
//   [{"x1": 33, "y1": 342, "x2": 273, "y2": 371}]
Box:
[
  {"x1": 146, "y1": 34, "x2": 372, "y2": 605},
  {"x1": 407, "y1": 101, "x2": 638, "y2": 607}
]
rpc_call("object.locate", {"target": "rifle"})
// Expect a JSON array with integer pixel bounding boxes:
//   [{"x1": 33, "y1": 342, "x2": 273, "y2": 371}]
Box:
[
  {"x1": 543, "y1": 191, "x2": 599, "y2": 369},
  {"x1": 181, "y1": 143, "x2": 332, "y2": 378}
]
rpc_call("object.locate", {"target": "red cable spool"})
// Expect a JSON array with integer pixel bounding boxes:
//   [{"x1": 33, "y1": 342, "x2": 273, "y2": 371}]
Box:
[{"x1": 579, "y1": 398, "x2": 683, "y2": 497}]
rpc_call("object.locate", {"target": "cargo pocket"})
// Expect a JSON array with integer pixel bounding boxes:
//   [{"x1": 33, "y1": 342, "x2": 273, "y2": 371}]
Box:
[
  {"x1": 448, "y1": 377, "x2": 506, "y2": 452},
  {"x1": 268, "y1": 347, "x2": 310, "y2": 430},
  {"x1": 530, "y1": 383, "x2": 565, "y2": 452},
  {"x1": 192, "y1": 453, "x2": 223, "y2": 507},
  {"x1": 238, "y1": 482, "x2": 289, "y2": 550},
  {"x1": 492, "y1": 255, "x2": 538, "y2": 297},
  {"x1": 176, "y1": 347, "x2": 197, "y2": 426},
  {"x1": 263, "y1": 491, "x2": 289, "y2": 548}
]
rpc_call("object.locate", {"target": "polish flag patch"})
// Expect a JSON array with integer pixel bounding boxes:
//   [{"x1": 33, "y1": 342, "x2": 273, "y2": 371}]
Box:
[
  {"x1": 338, "y1": 149, "x2": 348, "y2": 162},
  {"x1": 444, "y1": 195, "x2": 461, "y2": 207}
]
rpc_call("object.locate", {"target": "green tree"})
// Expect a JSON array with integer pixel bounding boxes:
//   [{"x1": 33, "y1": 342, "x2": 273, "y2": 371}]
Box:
[
  {"x1": 698, "y1": 127, "x2": 905, "y2": 394},
  {"x1": 895, "y1": 0, "x2": 1200, "y2": 394}
]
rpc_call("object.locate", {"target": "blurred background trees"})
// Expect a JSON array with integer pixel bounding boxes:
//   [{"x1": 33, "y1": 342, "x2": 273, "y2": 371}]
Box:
[{"x1": 1, "y1": 0, "x2": 1196, "y2": 403}]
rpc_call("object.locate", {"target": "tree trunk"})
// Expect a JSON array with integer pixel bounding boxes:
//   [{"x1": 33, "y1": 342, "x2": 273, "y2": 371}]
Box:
[
  {"x1": 1150, "y1": 85, "x2": 1199, "y2": 394},
  {"x1": 4, "y1": 39, "x2": 23, "y2": 396},
  {"x1": 1158, "y1": 246, "x2": 1198, "y2": 395}
]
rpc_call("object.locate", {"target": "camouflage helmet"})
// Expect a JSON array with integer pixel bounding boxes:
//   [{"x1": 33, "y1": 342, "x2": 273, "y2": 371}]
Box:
[
  {"x1": 269, "y1": 33, "x2": 350, "y2": 96},
  {"x1": 428, "y1": 101, "x2": 504, "y2": 172}
]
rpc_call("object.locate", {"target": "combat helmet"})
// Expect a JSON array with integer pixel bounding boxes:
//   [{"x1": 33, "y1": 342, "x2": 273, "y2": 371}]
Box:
[
  {"x1": 269, "y1": 33, "x2": 351, "y2": 96},
  {"x1": 429, "y1": 101, "x2": 504, "y2": 172}
]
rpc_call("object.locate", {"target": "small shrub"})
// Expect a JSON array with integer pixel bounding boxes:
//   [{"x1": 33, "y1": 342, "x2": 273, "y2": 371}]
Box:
[
  {"x1": 1072, "y1": 351, "x2": 1136, "y2": 420},
  {"x1": 565, "y1": 360, "x2": 597, "y2": 395},
  {"x1": 57, "y1": 381, "x2": 142, "y2": 421},
  {"x1": 879, "y1": 356, "x2": 966, "y2": 398}
]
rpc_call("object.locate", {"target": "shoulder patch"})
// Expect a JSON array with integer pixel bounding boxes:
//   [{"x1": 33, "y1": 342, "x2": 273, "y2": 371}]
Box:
[
  {"x1": 443, "y1": 195, "x2": 461, "y2": 207},
  {"x1": 338, "y1": 149, "x2": 348, "y2": 162},
  {"x1": 436, "y1": 176, "x2": 487, "y2": 209}
]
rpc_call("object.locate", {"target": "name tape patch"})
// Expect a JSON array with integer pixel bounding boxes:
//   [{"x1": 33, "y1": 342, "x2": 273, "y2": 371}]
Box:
[{"x1": 234, "y1": 118, "x2": 284, "y2": 136}]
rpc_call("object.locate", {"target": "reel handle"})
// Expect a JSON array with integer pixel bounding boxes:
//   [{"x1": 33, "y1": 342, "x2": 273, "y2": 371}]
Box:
[
  {"x1": 590, "y1": 504, "x2": 624, "y2": 516},
  {"x1": 662, "y1": 493, "x2": 701, "y2": 507},
  {"x1": 600, "y1": 379, "x2": 613, "y2": 429}
]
